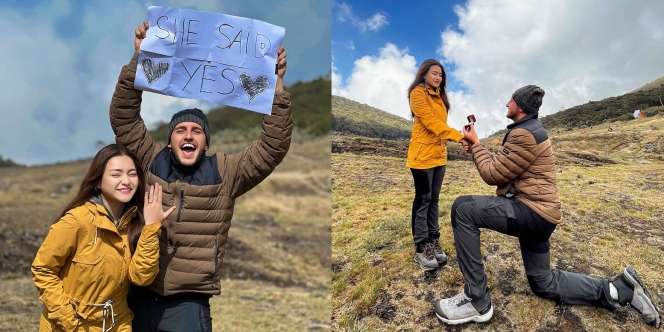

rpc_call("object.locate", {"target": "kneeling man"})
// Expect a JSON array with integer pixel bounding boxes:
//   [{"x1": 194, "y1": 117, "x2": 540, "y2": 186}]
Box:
[{"x1": 434, "y1": 85, "x2": 660, "y2": 327}]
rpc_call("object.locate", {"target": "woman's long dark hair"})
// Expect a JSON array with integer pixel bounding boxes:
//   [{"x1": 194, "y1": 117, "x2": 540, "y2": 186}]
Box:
[
  {"x1": 55, "y1": 144, "x2": 145, "y2": 252},
  {"x1": 407, "y1": 59, "x2": 451, "y2": 114}
]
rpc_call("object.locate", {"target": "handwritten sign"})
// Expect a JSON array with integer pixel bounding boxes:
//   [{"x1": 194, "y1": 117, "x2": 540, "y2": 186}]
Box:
[{"x1": 134, "y1": 6, "x2": 285, "y2": 115}]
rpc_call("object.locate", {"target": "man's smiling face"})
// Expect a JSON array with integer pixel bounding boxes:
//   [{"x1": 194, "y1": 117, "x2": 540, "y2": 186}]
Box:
[{"x1": 169, "y1": 122, "x2": 207, "y2": 166}]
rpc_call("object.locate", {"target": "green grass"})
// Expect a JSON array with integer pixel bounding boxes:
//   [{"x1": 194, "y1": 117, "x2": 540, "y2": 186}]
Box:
[{"x1": 213, "y1": 279, "x2": 329, "y2": 331}]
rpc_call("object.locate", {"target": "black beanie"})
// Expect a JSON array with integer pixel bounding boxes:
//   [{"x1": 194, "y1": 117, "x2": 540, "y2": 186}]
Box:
[
  {"x1": 168, "y1": 108, "x2": 210, "y2": 146},
  {"x1": 512, "y1": 85, "x2": 545, "y2": 115}
]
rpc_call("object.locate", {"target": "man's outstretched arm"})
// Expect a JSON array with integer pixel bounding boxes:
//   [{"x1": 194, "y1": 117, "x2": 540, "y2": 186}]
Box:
[{"x1": 464, "y1": 125, "x2": 537, "y2": 186}]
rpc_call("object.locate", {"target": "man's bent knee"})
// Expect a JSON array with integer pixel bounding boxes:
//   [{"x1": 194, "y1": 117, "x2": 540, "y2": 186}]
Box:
[
  {"x1": 527, "y1": 274, "x2": 561, "y2": 302},
  {"x1": 451, "y1": 196, "x2": 475, "y2": 228},
  {"x1": 452, "y1": 195, "x2": 473, "y2": 211}
]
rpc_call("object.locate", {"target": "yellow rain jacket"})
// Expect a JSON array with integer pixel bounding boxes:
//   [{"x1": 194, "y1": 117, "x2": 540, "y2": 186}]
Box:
[
  {"x1": 32, "y1": 201, "x2": 161, "y2": 331},
  {"x1": 406, "y1": 85, "x2": 464, "y2": 169}
]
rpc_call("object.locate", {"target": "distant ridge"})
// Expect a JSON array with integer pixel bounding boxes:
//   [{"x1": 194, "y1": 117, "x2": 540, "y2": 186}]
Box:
[
  {"x1": 151, "y1": 77, "x2": 332, "y2": 142},
  {"x1": 539, "y1": 78, "x2": 664, "y2": 130},
  {"x1": 332, "y1": 96, "x2": 411, "y2": 140},
  {"x1": 331, "y1": 95, "x2": 470, "y2": 160},
  {"x1": 632, "y1": 75, "x2": 664, "y2": 93}
]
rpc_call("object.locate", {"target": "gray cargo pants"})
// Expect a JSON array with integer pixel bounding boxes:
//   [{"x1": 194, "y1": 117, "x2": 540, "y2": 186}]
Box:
[{"x1": 451, "y1": 195, "x2": 615, "y2": 312}]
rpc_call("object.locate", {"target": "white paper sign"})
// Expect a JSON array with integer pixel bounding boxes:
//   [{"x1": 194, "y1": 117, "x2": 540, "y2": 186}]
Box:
[{"x1": 134, "y1": 6, "x2": 286, "y2": 115}]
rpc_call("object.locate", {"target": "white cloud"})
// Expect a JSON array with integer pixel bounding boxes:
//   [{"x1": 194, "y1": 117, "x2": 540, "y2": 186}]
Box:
[
  {"x1": 344, "y1": 40, "x2": 356, "y2": 51},
  {"x1": 141, "y1": 94, "x2": 208, "y2": 128},
  {"x1": 333, "y1": 43, "x2": 417, "y2": 120},
  {"x1": 364, "y1": 13, "x2": 388, "y2": 32},
  {"x1": 331, "y1": 61, "x2": 343, "y2": 95},
  {"x1": 332, "y1": 39, "x2": 356, "y2": 52},
  {"x1": 0, "y1": 7, "x2": 89, "y2": 165},
  {"x1": 440, "y1": 0, "x2": 664, "y2": 137},
  {"x1": 337, "y1": 2, "x2": 388, "y2": 32}
]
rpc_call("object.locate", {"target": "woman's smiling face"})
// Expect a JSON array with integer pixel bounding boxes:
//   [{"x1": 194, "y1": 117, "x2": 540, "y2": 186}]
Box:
[
  {"x1": 99, "y1": 155, "x2": 139, "y2": 205},
  {"x1": 424, "y1": 65, "x2": 443, "y2": 89}
]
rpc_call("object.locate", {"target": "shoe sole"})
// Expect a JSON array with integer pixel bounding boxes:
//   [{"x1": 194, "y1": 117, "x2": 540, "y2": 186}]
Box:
[
  {"x1": 413, "y1": 256, "x2": 438, "y2": 271},
  {"x1": 435, "y1": 305, "x2": 494, "y2": 325},
  {"x1": 623, "y1": 267, "x2": 661, "y2": 326}
]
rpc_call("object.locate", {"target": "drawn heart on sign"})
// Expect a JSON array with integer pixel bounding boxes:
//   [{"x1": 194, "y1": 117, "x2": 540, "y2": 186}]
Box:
[
  {"x1": 240, "y1": 73, "x2": 269, "y2": 102},
  {"x1": 142, "y1": 58, "x2": 169, "y2": 84}
]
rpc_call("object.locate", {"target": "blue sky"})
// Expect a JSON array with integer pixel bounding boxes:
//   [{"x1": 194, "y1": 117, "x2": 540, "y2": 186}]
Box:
[
  {"x1": 333, "y1": 1, "x2": 465, "y2": 91},
  {"x1": 333, "y1": 0, "x2": 664, "y2": 140},
  {"x1": 0, "y1": 0, "x2": 329, "y2": 165}
]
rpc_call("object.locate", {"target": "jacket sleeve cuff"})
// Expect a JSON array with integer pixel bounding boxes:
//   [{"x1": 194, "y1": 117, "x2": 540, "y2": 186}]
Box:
[
  {"x1": 470, "y1": 143, "x2": 485, "y2": 155},
  {"x1": 49, "y1": 303, "x2": 80, "y2": 331},
  {"x1": 449, "y1": 129, "x2": 464, "y2": 142},
  {"x1": 141, "y1": 222, "x2": 162, "y2": 235}
]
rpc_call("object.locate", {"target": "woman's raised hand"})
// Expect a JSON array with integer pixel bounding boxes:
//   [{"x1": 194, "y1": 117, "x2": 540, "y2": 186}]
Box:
[{"x1": 143, "y1": 183, "x2": 175, "y2": 225}]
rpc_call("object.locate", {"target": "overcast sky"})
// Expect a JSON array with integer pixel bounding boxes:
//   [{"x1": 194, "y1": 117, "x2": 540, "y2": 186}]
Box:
[
  {"x1": 1, "y1": 0, "x2": 329, "y2": 165},
  {"x1": 333, "y1": 0, "x2": 664, "y2": 138}
]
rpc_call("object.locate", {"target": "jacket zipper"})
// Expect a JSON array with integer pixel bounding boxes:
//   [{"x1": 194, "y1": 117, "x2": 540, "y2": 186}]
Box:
[
  {"x1": 168, "y1": 182, "x2": 184, "y2": 256},
  {"x1": 176, "y1": 189, "x2": 184, "y2": 222}
]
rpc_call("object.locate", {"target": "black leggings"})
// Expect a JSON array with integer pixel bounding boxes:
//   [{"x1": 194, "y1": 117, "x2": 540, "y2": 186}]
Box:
[{"x1": 410, "y1": 166, "x2": 446, "y2": 246}]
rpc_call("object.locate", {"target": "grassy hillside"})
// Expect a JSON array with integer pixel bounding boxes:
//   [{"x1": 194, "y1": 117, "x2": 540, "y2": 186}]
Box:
[
  {"x1": 633, "y1": 75, "x2": 664, "y2": 93},
  {"x1": 332, "y1": 96, "x2": 411, "y2": 140},
  {"x1": 539, "y1": 78, "x2": 664, "y2": 130},
  {"x1": 0, "y1": 132, "x2": 331, "y2": 331},
  {"x1": 152, "y1": 77, "x2": 331, "y2": 142},
  {"x1": 331, "y1": 96, "x2": 470, "y2": 161},
  {"x1": 331, "y1": 94, "x2": 664, "y2": 330}
]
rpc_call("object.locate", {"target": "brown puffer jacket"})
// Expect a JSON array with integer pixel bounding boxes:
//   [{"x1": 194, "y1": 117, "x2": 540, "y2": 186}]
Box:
[
  {"x1": 470, "y1": 116, "x2": 561, "y2": 224},
  {"x1": 109, "y1": 54, "x2": 292, "y2": 296}
]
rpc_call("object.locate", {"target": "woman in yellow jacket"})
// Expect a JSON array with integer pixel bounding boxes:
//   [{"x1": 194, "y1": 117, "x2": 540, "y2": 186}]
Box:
[
  {"x1": 406, "y1": 59, "x2": 464, "y2": 271},
  {"x1": 32, "y1": 144, "x2": 175, "y2": 331}
]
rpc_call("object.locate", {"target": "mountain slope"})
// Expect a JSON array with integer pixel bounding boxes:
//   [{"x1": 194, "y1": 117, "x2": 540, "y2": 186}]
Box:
[
  {"x1": 539, "y1": 78, "x2": 664, "y2": 130},
  {"x1": 633, "y1": 75, "x2": 664, "y2": 93},
  {"x1": 331, "y1": 95, "x2": 471, "y2": 160},
  {"x1": 151, "y1": 77, "x2": 331, "y2": 142},
  {"x1": 332, "y1": 95, "x2": 411, "y2": 140}
]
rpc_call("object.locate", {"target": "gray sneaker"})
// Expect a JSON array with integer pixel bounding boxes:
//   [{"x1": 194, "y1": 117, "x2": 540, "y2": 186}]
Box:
[
  {"x1": 414, "y1": 244, "x2": 438, "y2": 271},
  {"x1": 621, "y1": 267, "x2": 661, "y2": 327},
  {"x1": 433, "y1": 292, "x2": 493, "y2": 325},
  {"x1": 431, "y1": 242, "x2": 448, "y2": 266}
]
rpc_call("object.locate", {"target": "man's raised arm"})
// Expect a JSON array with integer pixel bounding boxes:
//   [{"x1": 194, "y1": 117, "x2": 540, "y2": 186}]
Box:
[
  {"x1": 220, "y1": 47, "x2": 293, "y2": 198},
  {"x1": 109, "y1": 21, "x2": 162, "y2": 172}
]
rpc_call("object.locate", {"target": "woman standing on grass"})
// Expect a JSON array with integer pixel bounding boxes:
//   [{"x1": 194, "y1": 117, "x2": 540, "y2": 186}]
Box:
[
  {"x1": 32, "y1": 144, "x2": 174, "y2": 331},
  {"x1": 406, "y1": 59, "x2": 464, "y2": 271}
]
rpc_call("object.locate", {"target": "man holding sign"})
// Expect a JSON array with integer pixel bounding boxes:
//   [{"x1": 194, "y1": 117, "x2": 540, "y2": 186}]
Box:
[{"x1": 109, "y1": 11, "x2": 291, "y2": 331}]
